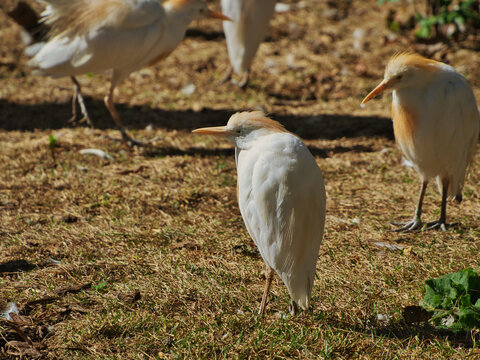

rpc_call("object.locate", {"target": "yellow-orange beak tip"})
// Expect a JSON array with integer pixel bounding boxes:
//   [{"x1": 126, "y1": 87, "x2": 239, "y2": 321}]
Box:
[
  {"x1": 361, "y1": 80, "x2": 387, "y2": 106},
  {"x1": 207, "y1": 10, "x2": 232, "y2": 21}
]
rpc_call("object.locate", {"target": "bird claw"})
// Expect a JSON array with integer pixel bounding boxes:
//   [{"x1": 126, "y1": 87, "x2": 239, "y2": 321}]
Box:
[
  {"x1": 125, "y1": 137, "x2": 146, "y2": 147},
  {"x1": 70, "y1": 115, "x2": 94, "y2": 128},
  {"x1": 390, "y1": 218, "x2": 423, "y2": 233},
  {"x1": 79, "y1": 115, "x2": 94, "y2": 128},
  {"x1": 104, "y1": 134, "x2": 147, "y2": 147},
  {"x1": 426, "y1": 220, "x2": 458, "y2": 232},
  {"x1": 426, "y1": 221, "x2": 447, "y2": 231},
  {"x1": 216, "y1": 67, "x2": 233, "y2": 86},
  {"x1": 119, "y1": 129, "x2": 148, "y2": 147},
  {"x1": 231, "y1": 73, "x2": 249, "y2": 89}
]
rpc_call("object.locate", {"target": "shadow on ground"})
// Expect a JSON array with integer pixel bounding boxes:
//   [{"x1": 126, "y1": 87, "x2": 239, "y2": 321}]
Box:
[
  {"x1": 321, "y1": 314, "x2": 477, "y2": 351},
  {"x1": 144, "y1": 143, "x2": 374, "y2": 159},
  {"x1": 0, "y1": 98, "x2": 393, "y2": 140},
  {"x1": 368, "y1": 321, "x2": 477, "y2": 349}
]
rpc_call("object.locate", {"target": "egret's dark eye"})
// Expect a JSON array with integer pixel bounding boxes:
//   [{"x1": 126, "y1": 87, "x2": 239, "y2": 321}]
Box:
[
  {"x1": 395, "y1": 74, "x2": 403, "y2": 80},
  {"x1": 236, "y1": 129, "x2": 241, "y2": 134}
]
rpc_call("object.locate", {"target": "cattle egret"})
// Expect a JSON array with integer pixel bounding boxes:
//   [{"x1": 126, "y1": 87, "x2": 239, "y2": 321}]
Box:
[
  {"x1": 362, "y1": 52, "x2": 479, "y2": 232},
  {"x1": 28, "y1": 0, "x2": 230, "y2": 145},
  {"x1": 220, "y1": 0, "x2": 276, "y2": 88},
  {"x1": 193, "y1": 111, "x2": 326, "y2": 315}
]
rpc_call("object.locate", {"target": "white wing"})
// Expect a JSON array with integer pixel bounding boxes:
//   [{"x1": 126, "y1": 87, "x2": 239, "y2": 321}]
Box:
[
  {"x1": 221, "y1": 0, "x2": 276, "y2": 74},
  {"x1": 237, "y1": 133, "x2": 326, "y2": 309},
  {"x1": 29, "y1": 0, "x2": 169, "y2": 84},
  {"x1": 419, "y1": 71, "x2": 479, "y2": 197},
  {"x1": 38, "y1": 0, "x2": 164, "y2": 32}
]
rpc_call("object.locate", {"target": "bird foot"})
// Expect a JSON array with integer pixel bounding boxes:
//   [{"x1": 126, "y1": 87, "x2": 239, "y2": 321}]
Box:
[
  {"x1": 125, "y1": 137, "x2": 146, "y2": 147},
  {"x1": 216, "y1": 67, "x2": 233, "y2": 86},
  {"x1": 231, "y1": 73, "x2": 249, "y2": 89},
  {"x1": 104, "y1": 133, "x2": 147, "y2": 147},
  {"x1": 426, "y1": 220, "x2": 457, "y2": 232},
  {"x1": 70, "y1": 115, "x2": 94, "y2": 128},
  {"x1": 79, "y1": 115, "x2": 94, "y2": 128},
  {"x1": 390, "y1": 217, "x2": 423, "y2": 233},
  {"x1": 68, "y1": 114, "x2": 79, "y2": 125},
  {"x1": 289, "y1": 301, "x2": 298, "y2": 316}
]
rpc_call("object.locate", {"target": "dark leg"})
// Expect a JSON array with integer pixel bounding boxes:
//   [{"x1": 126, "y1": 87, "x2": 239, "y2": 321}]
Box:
[
  {"x1": 104, "y1": 83, "x2": 143, "y2": 146},
  {"x1": 71, "y1": 76, "x2": 93, "y2": 127},
  {"x1": 391, "y1": 180, "x2": 428, "y2": 232},
  {"x1": 427, "y1": 178, "x2": 449, "y2": 231},
  {"x1": 289, "y1": 300, "x2": 298, "y2": 316},
  {"x1": 69, "y1": 78, "x2": 79, "y2": 124},
  {"x1": 258, "y1": 266, "x2": 274, "y2": 316},
  {"x1": 217, "y1": 66, "x2": 233, "y2": 85}
]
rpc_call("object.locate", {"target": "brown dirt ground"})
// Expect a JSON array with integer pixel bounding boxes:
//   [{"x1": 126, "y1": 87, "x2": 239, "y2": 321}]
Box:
[{"x1": 1, "y1": 0, "x2": 480, "y2": 359}]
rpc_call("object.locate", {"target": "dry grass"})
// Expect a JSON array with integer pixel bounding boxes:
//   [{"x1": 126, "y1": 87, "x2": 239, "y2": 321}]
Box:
[{"x1": 1, "y1": 0, "x2": 480, "y2": 359}]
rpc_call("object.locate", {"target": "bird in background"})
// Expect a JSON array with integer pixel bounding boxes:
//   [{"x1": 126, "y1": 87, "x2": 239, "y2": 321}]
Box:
[
  {"x1": 28, "y1": 0, "x2": 230, "y2": 145},
  {"x1": 193, "y1": 111, "x2": 326, "y2": 315},
  {"x1": 220, "y1": 0, "x2": 276, "y2": 88},
  {"x1": 362, "y1": 52, "x2": 479, "y2": 232}
]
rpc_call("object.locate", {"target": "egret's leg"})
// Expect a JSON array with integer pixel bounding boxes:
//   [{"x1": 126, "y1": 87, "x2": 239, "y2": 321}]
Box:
[
  {"x1": 258, "y1": 266, "x2": 274, "y2": 316},
  {"x1": 104, "y1": 83, "x2": 142, "y2": 146},
  {"x1": 289, "y1": 300, "x2": 298, "y2": 316},
  {"x1": 391, "y1": 180, "x2": 427, "y2": 232},
  {"x1": 71, "y1": 77, "x2": 93, "y2": 127},
  {"x1": 427, "y1": 178, "x2": 449, "y2": 231},
  {"x1": 217, "y1": 66, "x2": 233, "y2": 85},
  {"x1": 69, "y1": 79, "x2": 79, "y2": 124},
  {"x1": 71, "y1": 76, "x2": 93, "y2": 127}
]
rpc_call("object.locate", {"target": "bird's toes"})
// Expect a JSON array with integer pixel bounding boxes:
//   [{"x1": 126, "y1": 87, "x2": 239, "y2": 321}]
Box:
[
  {"x1": 80, "y1": 115, "x2": 94, "y2": 128},
  {"x1": 390, "y1": 219, "x2": 422, "y2": 233},
  {"x1": 127, "y1": 138, "x2": 146, "y2": 147},
  {"x1": 426, "y1": 221, "x2": 450, "y2": 232},
  {"x1": 120, "y1": 133, "x2": 147, "y2": 147},
  {"x1": 216, "y1": 70, "x2": 233, "y2": 86},
  {"x1": 68, "y1": 115, "x2": 79, "y2": 125}
]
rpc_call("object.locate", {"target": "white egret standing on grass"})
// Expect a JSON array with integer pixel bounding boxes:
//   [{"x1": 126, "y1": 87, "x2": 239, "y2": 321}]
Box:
[
  {"x1": 220, "y1": 0, "x2": 277, "y2": 88},
  {"x1": 362, "y1": 52, "x2": 479, "y2": 232},
  {"x1": 28, "y1": 0, "x2": 230, "y2": 145},
  {"x1": 193, "y1": 111, "x2": 326, "y2": 315}
]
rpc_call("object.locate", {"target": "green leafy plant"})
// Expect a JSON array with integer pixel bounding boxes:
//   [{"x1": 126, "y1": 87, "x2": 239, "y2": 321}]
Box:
[
  {"x1": 379, "y1": 0, "x2": 480, "y2": 39},
  {"x1": 421, "y1": 268, "x2": 480, "y2": 333},
  {"x1": 92, "y1": 281, "x2": 108, "y2": 292},
  {"x1": 49, "y1": 134, "x2": 59, "y2": 162},
  {"x1": 416, "y1": 0, "x2": 480, "y2": 38},
  {"x1": 48, "y1": 134, "x2": 58, "y2": 150}
]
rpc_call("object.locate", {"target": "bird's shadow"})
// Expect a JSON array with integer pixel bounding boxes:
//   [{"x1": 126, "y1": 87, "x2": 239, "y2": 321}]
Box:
[
  {"x1": 0, "y1": 98, "x2": 393, "y2": 143},
  {"x1": 315, "y1": 313, "x2": 478, "y2": 350},
  {"x1": 0, "y1": 259, "x2": 36, "y2": 275}
]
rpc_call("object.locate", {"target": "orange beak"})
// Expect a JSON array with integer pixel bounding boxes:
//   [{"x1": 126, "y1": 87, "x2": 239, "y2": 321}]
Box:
[
  {"x1": 206, "y1": 10, "x2": 232, "y2": 21},
  {"x1": 192, "y1": 126, "x2": 229, "y2": 135},
  {"x1": 361, "y1": 79, "x2": 388, "y2": 106}
]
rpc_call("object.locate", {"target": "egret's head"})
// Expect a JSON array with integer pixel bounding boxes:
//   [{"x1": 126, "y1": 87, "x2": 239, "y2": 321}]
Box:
[
  {"x1": 361, "y1": 52, "x2": 442, "y2": 105},
  {"x1": 192, "y1": 111, "x2": 288, "y2": 149}
]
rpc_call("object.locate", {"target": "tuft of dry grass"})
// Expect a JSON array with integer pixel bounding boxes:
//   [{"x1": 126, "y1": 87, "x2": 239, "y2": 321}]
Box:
[{"x1": 1, "y1": 0, "x2": 480, "y2": 359}]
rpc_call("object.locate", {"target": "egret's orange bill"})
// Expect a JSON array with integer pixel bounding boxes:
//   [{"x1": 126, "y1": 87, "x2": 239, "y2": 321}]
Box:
[
  {"x1": 361, "y1": 80, "x2": 387, "y2": 105},
  {"x1": 192, "y1": 126, "x2": 228, "y2": 135},
  {"x1": 207, "y1": 10, "x2": 232, "y2": 21}
]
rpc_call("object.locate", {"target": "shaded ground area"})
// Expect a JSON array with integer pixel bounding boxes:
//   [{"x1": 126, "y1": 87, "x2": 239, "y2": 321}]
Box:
[{"x1": 1, "y1": 0, "x2": 480, "y2": 359}]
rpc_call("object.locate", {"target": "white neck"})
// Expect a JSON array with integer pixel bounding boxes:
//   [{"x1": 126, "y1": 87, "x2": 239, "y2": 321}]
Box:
[{"x1": 230, "y1": 128, "x2": 279, "y2": 151}]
